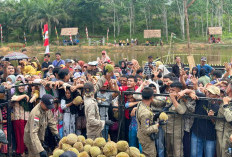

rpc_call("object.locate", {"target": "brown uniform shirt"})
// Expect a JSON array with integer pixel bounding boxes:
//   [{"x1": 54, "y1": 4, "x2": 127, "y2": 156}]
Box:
[{"x1": 24, "y1": 103, "x2": 58, "y2": 154}]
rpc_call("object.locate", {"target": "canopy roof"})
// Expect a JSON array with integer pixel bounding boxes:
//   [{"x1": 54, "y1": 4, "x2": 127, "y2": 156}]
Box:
[{"x1": 61, "y1": 28, "x2": 78, "y2": 36}]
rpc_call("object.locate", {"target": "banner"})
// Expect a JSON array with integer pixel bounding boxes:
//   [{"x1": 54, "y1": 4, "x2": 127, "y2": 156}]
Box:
[{"x1": 43, "y1": 24, "x2": 49, "y2": 53}]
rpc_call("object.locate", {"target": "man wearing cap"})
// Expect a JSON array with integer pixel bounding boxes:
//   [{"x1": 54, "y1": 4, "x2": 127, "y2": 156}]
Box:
[
  {"x1": 197, "y1": 56, "x2": 214, "y2": 77},
  {"x1": 65, "y1": 59, "x2": 74, "y2": 74},
  {"x1": 191, "y1": 85, "x2": 220, "y2": 157},
  {"x1": 24, "y1": 94, "x2": 60, "y2": 157},
  {"x1": 216, "y1": 81, "x2": 232, "y2": 157},
  {"x1": 143, "y1": 56, "x2": 156, "y2": 77}
]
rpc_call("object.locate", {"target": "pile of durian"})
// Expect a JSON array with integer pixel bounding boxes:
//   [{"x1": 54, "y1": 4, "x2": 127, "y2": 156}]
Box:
[{"x1": 50, "y1": 133, "x2": 145, "y2": 157}]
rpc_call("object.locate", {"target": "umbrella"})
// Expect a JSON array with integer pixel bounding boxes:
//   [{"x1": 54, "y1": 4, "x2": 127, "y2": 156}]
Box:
[{"x1": 2, "y1": 52, "x2": 29, "y2": 61}]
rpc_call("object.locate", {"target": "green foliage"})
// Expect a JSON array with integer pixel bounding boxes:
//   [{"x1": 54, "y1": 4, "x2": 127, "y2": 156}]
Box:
[{"x1": 0, "y1": 0, "x2": 231, "y2": 43}]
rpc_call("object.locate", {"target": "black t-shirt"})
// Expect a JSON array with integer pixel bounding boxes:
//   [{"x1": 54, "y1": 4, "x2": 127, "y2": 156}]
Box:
[
  {"x1": 191, "y1": 91, "x2": 219, "y2": 141},
  {"x1": 42, "y1": 61, "x2": 52, "y2": 77}
]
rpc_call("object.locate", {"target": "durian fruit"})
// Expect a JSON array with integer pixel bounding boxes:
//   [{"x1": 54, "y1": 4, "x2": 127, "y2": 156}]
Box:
[
  {"x1": 94, "y1": 137, "x2": 106, "y2": 148},
  {"x1": 86, "y1": 138, "x2": 94, "y2": 146},
  {"x1": 97, "y1": 155, "x2": 106, "y2": 157},
  {"x1": 73, "y1": 142, "x2": 84, "y2": 152},
  {"x1": 128, "y1": 147, "x2": 140, "y2": 157},
  {"x1": 77, "y1": 135, "x2": 86, "y2": 144},
  {"x1": 140, "y1": 154, "x2": 146, "y2": 157},
  {"x1": 159, "y1": 112, "x2": 168, "y2": 121},
  {"x1": 90, "y1": 146, "x2": 102, "y2": 157},
  {"x1": 84, "y1": 144, "x2": 92, "y2": 154},
  {"x1": 53, "y1": 148, "x2": 64, "y2": 157},
  {"x1": 103, "y1": 141, "x2": 118, "y2": 156},
  {"x1": 78, "y1": 151, "x2": 90, "y2": 157},
  {"x1": 116, "y1": 152, "x2": 129, "y2": 157},
  {"x1": 62, "y1": 143, "x2": 72, "y2": 151},
  {"x1": 68, "y1": 147, "x2": 79, "y2": 155},
  {"x1": 67, "y1": 133, "x2": 78, "y2": 145},
  {"x1": 116, "y1": 141, "x2": 129, "y2": 152},
  {"x1": 105, "y1": 64, "x2": 114, "y2": 73},
  {"x1": 59, "y1": 136, "x2": 67, "y2": 149}
]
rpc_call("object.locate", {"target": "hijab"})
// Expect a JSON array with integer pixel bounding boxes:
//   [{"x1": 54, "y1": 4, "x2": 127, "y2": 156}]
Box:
[
  {"x1": 6, "y1": 75, "x2": 16, "y2": 84},
  {"x1": 14, "y1": 81, "x2": 30, "y2": 111},
  {"x1": 158, "y1": 65, "x2": 170, "y2": 77},
  {"x1": 101, "y1": 51, "x2": 110, "y2": 63}
]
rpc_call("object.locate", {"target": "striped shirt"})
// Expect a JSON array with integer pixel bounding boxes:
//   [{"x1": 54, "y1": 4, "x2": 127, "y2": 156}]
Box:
[{"x1": 143, "y1": 62, "x2": 156, "y2": 76}]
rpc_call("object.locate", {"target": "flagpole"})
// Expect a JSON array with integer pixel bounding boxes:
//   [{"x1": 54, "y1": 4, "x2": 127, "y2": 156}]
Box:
[
  {"x1": 24, "y1": 32, "x2": 27, "y2": 47},
  {"x1": 69, "y1": 31, "x2": 73, "y2": 45},
  {"x1": 107, "y1": 28, "x2": 109, "y2": 46},
  {"x1": 0, "y1": 24, "x2": 2, "y2": 47},
  {"x1": 55, "y1": 26, "x2": 59, "y2": 46}
]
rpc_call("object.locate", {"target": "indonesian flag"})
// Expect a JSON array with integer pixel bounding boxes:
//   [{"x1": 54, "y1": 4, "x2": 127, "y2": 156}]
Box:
[
  {"x1": 69, "y1": 31, "x2": 73, "y2": 43},
  {"x1": 44, "y1": 24, "x2": 49, "y2": 53},
  {"x1": 85, "y1": 27, "x2": 88, "y2": 39}
]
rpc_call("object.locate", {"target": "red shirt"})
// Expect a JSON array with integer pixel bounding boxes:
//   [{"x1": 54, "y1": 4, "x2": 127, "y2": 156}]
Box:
[{"x1": 119, "y1": 86, "x2": 138, "y2": 119}]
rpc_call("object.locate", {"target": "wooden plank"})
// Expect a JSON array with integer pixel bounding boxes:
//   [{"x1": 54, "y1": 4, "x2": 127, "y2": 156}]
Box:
[
  {"x1": 187, "y1": 55, "x2": 196, "y2": 72},
  {"x1": 144, "y1": 30, "x2": 161, "y2": 38}
]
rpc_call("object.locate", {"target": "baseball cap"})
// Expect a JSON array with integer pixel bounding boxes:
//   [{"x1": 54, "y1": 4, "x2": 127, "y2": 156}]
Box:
[
  {"x1": 83, "y1": 64, "x2": 88, "y2": 67},
  {"x1": 148, "y1": 56, "x2": 153, "y2": 59},
  {"x1": 48, "y1": 65, "x2": 54, "y2": 69},
  {"x1": 0, "y1": 129, "x2": 8, "y2": 144},
  {"x1": 65, "y1": 59, "x2": 72, "y2": 64},
  {"x1": 74, "y1": 65, "x2": 82, "y2": 70},
  {"x1": 41, "y1": 94, "x2": 55, "y2": 109},
  {"x1": 206, "y1": 85, "x2": 220, "y2": 96},
  {"x1": 201, "y1": 56, "x2": 207, "y2": 62},
  {"x1": 60, "y1": 151, "x2": 77, "y2": 157},
  {"x1": 102, "y1": 51, "x2": 106, "y2": 54},
  {"x1": 73, "y1": 72, "x2": 81, "y2": 79}
]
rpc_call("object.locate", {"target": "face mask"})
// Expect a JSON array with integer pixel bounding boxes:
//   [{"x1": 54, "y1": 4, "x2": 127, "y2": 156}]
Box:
[
  {"x1": 96, "y1": 76, "x2": 100, "y2": 79},
  {"x1": 6, "y1": 81, "x2": 11, "y2": 84}
]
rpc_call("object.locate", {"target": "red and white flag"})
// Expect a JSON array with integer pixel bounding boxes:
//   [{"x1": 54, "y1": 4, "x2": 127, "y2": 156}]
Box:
[
  {"x1": 43, "y1": 24, "x2": 49, "y2": 53},
  {"x1": 85, "y1": 27, "x2": 88, "y2": 39},
  {"x1": 69, "y1": 31, "x2": 73, "y2": 43}
]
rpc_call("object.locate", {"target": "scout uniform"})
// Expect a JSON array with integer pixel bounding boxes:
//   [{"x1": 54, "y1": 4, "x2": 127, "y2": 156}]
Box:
[
  {"x1": 165, "y1": 98, "x2": 187, "y2": 157},
  {"x1": 136, "y1": 101, "x2": 159, "y2": 157},
  {"x1": 24, "y1": 94, "x2": 58, "y2": 157},
  {"x1": 216, "y1": 103, "x2": 232, "y2": 157},
  {"x1": 84, "y1": 76, "x2": 107, "y2": 139}
]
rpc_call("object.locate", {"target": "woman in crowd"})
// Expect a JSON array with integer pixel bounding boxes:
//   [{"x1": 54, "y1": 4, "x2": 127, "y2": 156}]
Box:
[
  {"x1": 61, "y1": 88, "x2": 79, "y2": 136},
  {"x1": 11, "y1": 81, "x2": 30, "y2": 156}
]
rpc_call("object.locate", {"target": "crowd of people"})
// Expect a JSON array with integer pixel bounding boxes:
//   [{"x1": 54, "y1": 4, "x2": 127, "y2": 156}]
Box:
[{"x1": 0, "y1": 50, "x2": 231, "y2": 157}]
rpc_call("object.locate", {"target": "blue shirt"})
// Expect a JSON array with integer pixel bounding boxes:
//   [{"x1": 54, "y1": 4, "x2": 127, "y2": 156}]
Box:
[
  {"x1": 52, "y1": 59, "x2": 65, "y2": 67},
  {"x1": 197, "y1": 64, "x2": 213, "y2": 77}
]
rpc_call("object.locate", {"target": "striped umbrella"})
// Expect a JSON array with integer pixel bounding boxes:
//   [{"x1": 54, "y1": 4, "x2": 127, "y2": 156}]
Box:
[{"x1": 2, "y1": 52, "x2": 29, "y2": 61}]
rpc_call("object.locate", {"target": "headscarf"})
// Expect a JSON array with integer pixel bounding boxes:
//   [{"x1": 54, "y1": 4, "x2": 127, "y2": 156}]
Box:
[
  {"x1": 14, "y1": 81, "x2": 30, "y2": 111},
  {"x1": 101, "y1": 51, "x2": 111, "y2": 63},
  {"x1": 6, "y1": 75, "x2": 16, "y2": 84},
  {"x1": 16, "y1": 75, "x2": 26, "y2": 84},
  {"x1": 62, "y1": 88, "x2": 78, "y2": 115},
  {"x1": 158, "y1": 65, "x2": 170, "y2": 77},
  {"x1": 131, "y1": 59, "x2": 140, "y2": 69},
  {"x1": 149, "y1": 80, "x2": 160, "y2": 94},
  {"x1": 31, "y1": 62, "x2": 38, "y2": 69}
]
